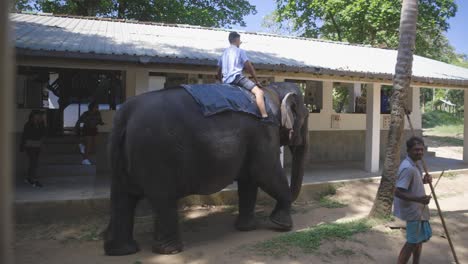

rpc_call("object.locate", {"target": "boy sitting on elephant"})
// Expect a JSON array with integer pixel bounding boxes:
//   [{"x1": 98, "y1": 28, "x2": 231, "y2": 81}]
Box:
[{"x1": 217, "y1": 31, "x2": 268, "y2": 118}]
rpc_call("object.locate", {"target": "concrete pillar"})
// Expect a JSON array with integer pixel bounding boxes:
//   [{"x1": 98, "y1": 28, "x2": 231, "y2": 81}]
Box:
[
  {"x1": 464, "y1": 90, "x2": 468, "y2": 163},
  {"x1": 365, "y1": 83, "x2": 381, "y2": 173},
  {"x1": 125, "y1": 68, "x2": 150, "y2": 97},
  {"x1": 322, "y1": 81, "x2": 334, "y2": 113},
  {"x1": 0, "y1": 0, "x2": 14, "y2": 262},
  {"x1": 125, "y1": 69, "x2": 136, "y2": 99},
  {"x1": 410, "y1": 87, "x2": 422, "y2": 130},
  {"x1": 135, "y1": 69, "x2": 149, "y2": 95}
]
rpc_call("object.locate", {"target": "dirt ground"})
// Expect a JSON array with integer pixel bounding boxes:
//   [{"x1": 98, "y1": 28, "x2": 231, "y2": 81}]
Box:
[
  {"x1": 424, "y1": 128, "x2": 464, "y2": 160},
  {"x1": 14, "y1": 170, "x2": 468, "y2": 264}
]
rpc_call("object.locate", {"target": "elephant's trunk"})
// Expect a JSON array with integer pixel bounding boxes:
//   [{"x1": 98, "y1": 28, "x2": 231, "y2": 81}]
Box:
[{"x1": 289, "y1": 118, "x2": 308, "y2": 201}]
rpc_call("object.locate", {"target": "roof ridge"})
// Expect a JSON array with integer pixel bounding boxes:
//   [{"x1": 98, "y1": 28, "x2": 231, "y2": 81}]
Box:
[{"x1": 13, "y1": 12, "x2": 386, "y2": 50}]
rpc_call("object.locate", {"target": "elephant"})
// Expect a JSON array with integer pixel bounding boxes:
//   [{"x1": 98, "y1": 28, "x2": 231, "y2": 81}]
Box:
[{"x1": 104, "y1": 82, "x2": 309, "y2": 256}]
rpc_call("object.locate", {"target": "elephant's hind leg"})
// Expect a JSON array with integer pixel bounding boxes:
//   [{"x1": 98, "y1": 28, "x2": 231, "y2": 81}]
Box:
[
  {"x1": 104, "y1": 190, "x2": 141, "y2": 256},
  {"x1": 149, "y1": 197, "x2": 183, "y2": 254},
  {"x1": 235, "y1": 177, "x2": 258, "y2": 231}
]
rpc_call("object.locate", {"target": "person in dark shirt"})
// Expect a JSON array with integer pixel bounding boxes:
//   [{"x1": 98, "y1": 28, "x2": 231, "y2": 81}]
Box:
[
  {"x1": 75, "y1": 102, "x2": 104, "y2": 165},
  {"x1": 20, "y1": 110, "x2": 47, "y2": 187}
]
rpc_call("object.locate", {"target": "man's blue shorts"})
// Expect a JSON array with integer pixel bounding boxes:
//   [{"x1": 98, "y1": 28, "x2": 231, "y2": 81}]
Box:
[
  {"x1": 406, "y1": 221, "x2": 432, "y2": 244},
  {"x1": 231, "y1": 75, "x2": 257, "y2": 91}
]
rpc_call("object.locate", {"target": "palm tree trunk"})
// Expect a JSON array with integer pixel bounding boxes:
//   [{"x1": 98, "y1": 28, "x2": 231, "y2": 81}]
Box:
[{"x1": 369, "y1": 0, "x2": 419, "y2": 218}]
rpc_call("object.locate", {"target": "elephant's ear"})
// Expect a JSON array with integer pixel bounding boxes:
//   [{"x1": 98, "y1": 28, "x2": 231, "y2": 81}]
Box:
[{"x1": 281, "y1": 93, "x2": 296, "y2": 130}]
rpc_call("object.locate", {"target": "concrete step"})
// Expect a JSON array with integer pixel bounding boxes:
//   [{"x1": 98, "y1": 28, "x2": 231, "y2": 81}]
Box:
[
  {"x1": 39, "y1": 153, "x2": 86, "y2": 165},
  {"x1": 37, "y1": 164, "x2": 96, "y2": 178},
  {"x1": 42, "y1": 143, "x2": 81, "y2": 154},
  {"x1": 44, "y1": 136, "x2": 80, "y2": 145},
  {"x1": 426, "y1": 151, "x2": 436, "y2": 157}
]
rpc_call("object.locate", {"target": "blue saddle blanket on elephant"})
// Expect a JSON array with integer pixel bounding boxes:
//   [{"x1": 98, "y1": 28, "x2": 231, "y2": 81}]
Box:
[{"x1": 182, "y1": 84, "x2": 279, "y2": 125}]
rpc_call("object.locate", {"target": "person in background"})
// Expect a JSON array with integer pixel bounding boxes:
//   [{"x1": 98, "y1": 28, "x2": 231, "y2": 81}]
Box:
[
  {"x1": 20, "y1": 110, "x2": 47, "y2": 187},
  {"x1": 75, "y1": 102, "x2": 104, "y2": 165}
]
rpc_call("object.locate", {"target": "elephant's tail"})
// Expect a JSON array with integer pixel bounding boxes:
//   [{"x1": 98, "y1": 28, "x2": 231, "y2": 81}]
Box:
[{"x1": 108, "y1": 109, "x2": 128, "y2": 185}]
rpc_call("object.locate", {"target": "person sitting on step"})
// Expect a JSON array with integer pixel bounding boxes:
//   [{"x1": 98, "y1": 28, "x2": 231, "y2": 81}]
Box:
[{"x1": 75, "y1": 101, "x2": 104, "y2": 165}]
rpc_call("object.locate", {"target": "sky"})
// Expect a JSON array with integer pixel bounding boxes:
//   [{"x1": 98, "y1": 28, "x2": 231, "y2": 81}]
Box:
[{"x1": 232, "y1": 0, "x2": 468, "y2": 56}]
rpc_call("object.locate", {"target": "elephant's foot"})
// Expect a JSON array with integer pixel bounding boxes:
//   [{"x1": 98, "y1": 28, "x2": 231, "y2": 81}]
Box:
[
  {"x1": 104, "y1": 239, "x2": 140, "y2": 256},
  {"x1": 235, "y1": 214, "x2": 257, "y2": 231},
  {"x1": 269, "y1": 207, "x2": 293, "y2": 231},
  {"x1": 152, "y1": 239, "x2": 183, "y2": 255}
]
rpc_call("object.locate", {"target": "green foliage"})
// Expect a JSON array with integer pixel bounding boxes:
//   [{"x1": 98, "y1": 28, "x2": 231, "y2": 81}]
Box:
[
  {"x1": 319, "y1": 196, "x2": 347, "y2": 208},
  {"x1": 453, "y1": 54, "x2": 468, "y2": 68},
  {"x1": 422, "y1": 110, "x2": 463, "y2": 128},
  {"x1": 252, "y1": 219, "x2": 371, "y2": 256},
  {"x1": 20, "y1": 0, "x2": 257, "y2": 28},
  {"x1": 12, "y1": 0, "x2": 34, "y2": 12},
  {"x1": 273, "y1": 0, "x2": 458, "y2": 62},
  {"x1": 333, "y1": 85, "x2": 349, "y2": 113}
]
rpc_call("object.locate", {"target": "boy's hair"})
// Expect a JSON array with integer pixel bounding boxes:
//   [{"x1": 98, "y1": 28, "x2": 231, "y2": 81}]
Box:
[
  {"x1": 229, "y1": 32, "x2": 240, "y2": 43},
  {"x1": 406, "y1": 136, "x2": 425, "y2": 150}
]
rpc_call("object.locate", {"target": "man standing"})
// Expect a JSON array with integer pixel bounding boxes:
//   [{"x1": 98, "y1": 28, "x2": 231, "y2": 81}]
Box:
[
  {"x1": 217, "y1": 32, "x2": 268, "y2": 118},
  {"x1": 394, "y1": 136, "x2": 433, "y2": 264}
]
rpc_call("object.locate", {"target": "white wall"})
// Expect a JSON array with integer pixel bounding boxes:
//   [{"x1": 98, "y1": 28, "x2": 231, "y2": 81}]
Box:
[
  {"x1": 149, "y1": 76, "x2": 166, "y2": 91},
  {"x1": 308, "y1": 113, "x2": 421, "y2": 131}
]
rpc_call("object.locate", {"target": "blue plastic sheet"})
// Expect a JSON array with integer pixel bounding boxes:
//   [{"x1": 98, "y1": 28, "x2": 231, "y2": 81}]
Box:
[{"x1": 182, "y1": 84, "x2": 278, "y2": 125}]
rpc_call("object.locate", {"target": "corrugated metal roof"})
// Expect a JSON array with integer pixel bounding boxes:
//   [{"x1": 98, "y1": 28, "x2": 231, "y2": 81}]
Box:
[{"x1": 11, "y1": 13, "x2": 468, "y2": 87}]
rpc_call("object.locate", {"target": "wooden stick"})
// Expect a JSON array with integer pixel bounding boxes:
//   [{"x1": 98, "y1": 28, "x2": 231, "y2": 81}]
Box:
[
  {"x1": 405, "y1": 111, "x2": 459, "y2": 264},
  {"x1": 433, "y1": 170, "x2": 445, "y2": 190}
]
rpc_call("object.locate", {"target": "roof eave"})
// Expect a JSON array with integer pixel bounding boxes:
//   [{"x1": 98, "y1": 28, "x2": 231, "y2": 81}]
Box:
[{"x1": 15, "y1": 48, "x2": 468, "y2": 89}]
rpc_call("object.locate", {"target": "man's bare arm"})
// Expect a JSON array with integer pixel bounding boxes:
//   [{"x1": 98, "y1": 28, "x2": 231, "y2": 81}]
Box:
[
  {"x1": 244, "y1": 61, "x2": 259, "y2": 84},
  {"x1": 395, "y1": 188, "x2": 431, "y2": 204}
]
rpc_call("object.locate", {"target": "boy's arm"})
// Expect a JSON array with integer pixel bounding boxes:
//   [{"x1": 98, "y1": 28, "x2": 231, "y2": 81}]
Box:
[{"x1": 244, "y1": 61, "x2": 259, "y2": 84}]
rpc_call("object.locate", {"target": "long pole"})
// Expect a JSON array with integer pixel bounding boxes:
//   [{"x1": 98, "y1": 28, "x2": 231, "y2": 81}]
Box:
[
  {"x1": 0, "y1": 1, "x2": 14, "y2": 263},
  {"x1": 405, "y1": 111, "x2": 459, "y2": 264}
]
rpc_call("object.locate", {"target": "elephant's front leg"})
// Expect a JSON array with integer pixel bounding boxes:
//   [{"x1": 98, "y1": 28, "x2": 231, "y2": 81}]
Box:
[
  {"x1": 258, "y1": 162, "x2": 293, "y2": 230},
  {"x1": 235, "y1": 177, "x2": 258, "y2": 231},
  {"x1": 149, "y1": 197, "x2": 183, "y2": 254}
]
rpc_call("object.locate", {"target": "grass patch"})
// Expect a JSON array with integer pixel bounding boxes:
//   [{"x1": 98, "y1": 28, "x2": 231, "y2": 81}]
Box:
[
  {"x1": 316, "y1": 185, "x2": 347, "y2": 208},
  {"x1": 252, "y1": 219, "x2": 372, "y2": 256},
  {"x1": 422, "y1": 111, "x2": 463, "y2": 129},
  {"x1": 319, "y1": 196, "x2": 347, "y2": 208},
  {"x1": 332, "y1": 248, "x2": 355, "y2": 256},
  {"x1": 443, "y1": 171, "x2": 458, "y2": 179}
]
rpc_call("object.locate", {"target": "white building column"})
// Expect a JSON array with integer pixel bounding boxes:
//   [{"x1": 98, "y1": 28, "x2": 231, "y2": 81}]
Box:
[
  {"x1": 410, "y1": 86, "x2": 422, "y2": 130},
  {"x1": 464, "y1": 90, "x2": 468, "y2": 163},
  {"x1": 365, "y1": 83, "x2": 381, "y2": 173},
  {"x1": 322, "y1": 81, "x2": 334, "y2": 113}
]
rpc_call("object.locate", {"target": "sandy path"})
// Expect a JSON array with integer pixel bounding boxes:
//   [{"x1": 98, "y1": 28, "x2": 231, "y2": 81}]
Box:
[{"x1": 15, "y1": 175, "x2": 468, "y2": 264}]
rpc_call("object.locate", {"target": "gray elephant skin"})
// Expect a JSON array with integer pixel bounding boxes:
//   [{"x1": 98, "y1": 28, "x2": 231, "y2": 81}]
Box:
[{"x1": 104, "y1": 82, "x2": 309, "y2": 256}]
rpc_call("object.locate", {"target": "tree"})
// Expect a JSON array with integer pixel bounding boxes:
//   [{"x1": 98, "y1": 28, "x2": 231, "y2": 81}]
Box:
[
  {"x1": 261, "y1": 11, "x2": 297, "y2": 35},
  {"x1": 24, "y1": 0, "x2": 257, "y2": 28},
  {"x1": 369, "y1": 0, "x2": 419, "y2": 218},
  {"x1": 273, "y1": 0, "x2": 457, "y2": 62}
]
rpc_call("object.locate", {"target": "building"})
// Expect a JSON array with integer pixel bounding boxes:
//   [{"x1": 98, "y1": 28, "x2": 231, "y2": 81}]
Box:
[{"x1": 11, "y1": 13, "x2": 468, "y2": 180}]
